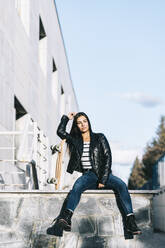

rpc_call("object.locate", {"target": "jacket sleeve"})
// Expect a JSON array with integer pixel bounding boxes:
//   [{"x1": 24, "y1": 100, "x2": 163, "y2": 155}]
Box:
[
  {"x1": 99, "y1": 134, "x2": 112, "y2": 185},
  {"x1": 56, "y1": 115, "x2": 73, "y2": 143}
]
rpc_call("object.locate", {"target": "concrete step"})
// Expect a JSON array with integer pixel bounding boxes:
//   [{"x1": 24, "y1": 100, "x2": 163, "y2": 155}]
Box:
[{"x1": 0, "y1": 166, "x2": 26, "y2": 190}]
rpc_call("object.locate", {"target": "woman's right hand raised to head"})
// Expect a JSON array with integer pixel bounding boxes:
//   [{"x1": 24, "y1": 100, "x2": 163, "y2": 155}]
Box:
[{"x1": 67, "y1": 112, "x2": 76, "y2": 120}]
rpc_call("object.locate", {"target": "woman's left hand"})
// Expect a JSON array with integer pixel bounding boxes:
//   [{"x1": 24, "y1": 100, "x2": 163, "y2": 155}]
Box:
[{"x1": 98, "y1": 183, "x2": 105, "y2": 188}]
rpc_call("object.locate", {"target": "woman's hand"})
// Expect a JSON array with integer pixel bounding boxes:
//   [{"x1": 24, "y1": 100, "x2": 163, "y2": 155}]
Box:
[
  {"x1": 68, "y1": 112, "x2": 76, "y2": 120},
  {"x1": 98, "y1": 183, "x2": 105, "y2": 189}
]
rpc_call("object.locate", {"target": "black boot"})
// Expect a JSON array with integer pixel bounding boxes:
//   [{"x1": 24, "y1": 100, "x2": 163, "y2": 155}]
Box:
[
  {"x1": 58, "y1": 209, "x2": 73, "y2": 231},
  {"x1": 46, "y1": 191, "x2": 71, "y2": 236},
  {"x1": 46, "y1": 217, "x2": 63, "y2": 237},
  {"x1": 125, "y1": 215, "x2": 142, "y2": 235}
]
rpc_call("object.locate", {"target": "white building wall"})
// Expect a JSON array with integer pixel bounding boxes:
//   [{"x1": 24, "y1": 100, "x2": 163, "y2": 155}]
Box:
[
  {"x1": 0, "y1": 0, "x2": 79, "y2": 190},
  {"x1": 153, "y1": 188, "x2": 165, "y2": 233},
  {"x1": 158, "y1": 159, "x2": 165, "y2": 187}
]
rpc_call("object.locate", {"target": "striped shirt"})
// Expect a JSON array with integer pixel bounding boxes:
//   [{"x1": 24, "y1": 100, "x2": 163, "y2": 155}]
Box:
[{"x1": 81, "y1": 142, "x2": 92, "y2": 169}]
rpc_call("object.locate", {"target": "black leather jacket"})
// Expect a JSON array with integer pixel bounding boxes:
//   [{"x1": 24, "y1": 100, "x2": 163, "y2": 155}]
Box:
[{"x1": 57, "y1": 115, "x2": 112, "y2": 185}]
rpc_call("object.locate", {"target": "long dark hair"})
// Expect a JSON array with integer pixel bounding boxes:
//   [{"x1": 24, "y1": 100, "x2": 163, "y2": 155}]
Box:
[{"x1": 68, "y1": 112, "x2": 92, "y2": 153}]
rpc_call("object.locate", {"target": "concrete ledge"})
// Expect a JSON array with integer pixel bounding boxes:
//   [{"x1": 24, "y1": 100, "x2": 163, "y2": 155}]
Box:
[
  {"x1": 152, "y1": 186, "x2": 165, "y2": 196},
  {"x1": 0, "y1": 189, "x2": 163, "y2": 248},
  {"x1": 0, "y1": 189, "x2": 157, "y2": 194}
]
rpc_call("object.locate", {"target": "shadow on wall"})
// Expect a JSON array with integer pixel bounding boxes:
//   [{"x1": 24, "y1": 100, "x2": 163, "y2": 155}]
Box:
[
  {"x1": 80, "y1": 235, "x2": 106, "y2": 248},
  {"x1": 32, "y1": 234, "x2": 57, "y2": 248},
  {"x1": 24, "y1": 191, "x2": 165, "y2": 248},
  {"x1": 31, "y1": 208, "x2": 165, "y2": 248}
]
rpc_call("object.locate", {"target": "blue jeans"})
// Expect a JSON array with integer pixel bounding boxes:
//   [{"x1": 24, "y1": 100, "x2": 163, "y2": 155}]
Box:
[{"x1": 66, "y1": 171, "x2": 133, "y2": 216}]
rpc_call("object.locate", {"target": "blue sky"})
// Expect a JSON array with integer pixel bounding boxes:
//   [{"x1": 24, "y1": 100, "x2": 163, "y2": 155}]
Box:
[{"x1": 55, "y1": 0, "x2": 165, "y2": 183}]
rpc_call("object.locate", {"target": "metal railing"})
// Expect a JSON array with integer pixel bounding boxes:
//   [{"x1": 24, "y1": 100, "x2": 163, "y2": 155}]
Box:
[{"x1": 0, "y1": 115, "x2": 49, "y2": 190}]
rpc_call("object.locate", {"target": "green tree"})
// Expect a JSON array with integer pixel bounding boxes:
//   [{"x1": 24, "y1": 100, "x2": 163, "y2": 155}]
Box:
[
  {"x1": 128, "y1": 157, "x2": 146, "y2": 189},
  {"x1": 142, "y1": 116, "x2": 165, "y2": 180}
]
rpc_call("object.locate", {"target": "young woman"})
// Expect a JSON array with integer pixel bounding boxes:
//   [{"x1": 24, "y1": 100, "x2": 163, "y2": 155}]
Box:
[{"x1": 47, "y1": 112, "x2": 141, "y2": 237}]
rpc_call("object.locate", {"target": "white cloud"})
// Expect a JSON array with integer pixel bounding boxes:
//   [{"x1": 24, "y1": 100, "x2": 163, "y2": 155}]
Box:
[
  {"x1": 121, "y1": 92, "x2": 163, "y2": 108},
  {"x1": 111, "y1": 141, "x2": 142, "y2": 165},
  {"x1": 110, "y1": 141, "x2": 143, "y2": 184}
]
